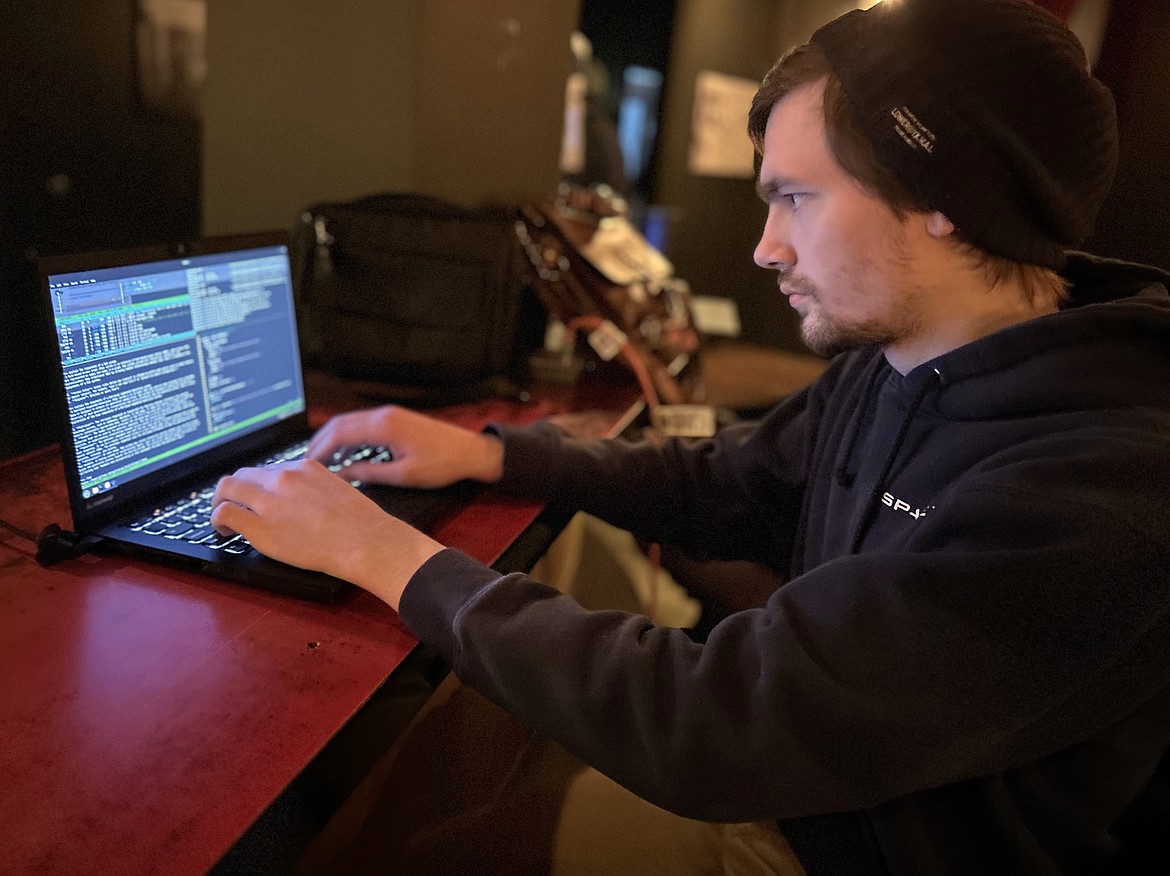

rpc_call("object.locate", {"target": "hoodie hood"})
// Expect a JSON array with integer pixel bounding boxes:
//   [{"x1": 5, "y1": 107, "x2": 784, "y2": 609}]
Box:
[
  {"x1": 820, "y1": 253, "x2": 1170, "y2": 559},
  {"x1": 913, "y1": 252, "x2": 1170, "y2": 420}
]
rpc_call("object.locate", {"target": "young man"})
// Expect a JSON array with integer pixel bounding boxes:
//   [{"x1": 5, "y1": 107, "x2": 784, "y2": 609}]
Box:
[{"x1": 213, "y1": 0, "x2": 1170, "y2": 872}]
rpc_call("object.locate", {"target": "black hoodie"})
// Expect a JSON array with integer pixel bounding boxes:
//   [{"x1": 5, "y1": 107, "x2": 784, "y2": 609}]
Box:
[{"x1": 399, "y1": 254, "x2": 1170, "y2": 874}]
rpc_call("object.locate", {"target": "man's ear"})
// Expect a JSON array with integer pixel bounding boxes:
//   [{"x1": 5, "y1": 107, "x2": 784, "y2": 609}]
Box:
[{"x1": 926, "y1": 212, "x2": 956, "y2": 238}]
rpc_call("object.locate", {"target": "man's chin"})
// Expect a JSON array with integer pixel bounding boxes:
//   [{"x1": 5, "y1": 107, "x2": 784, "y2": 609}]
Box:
[
  {"x1": 802, "y1": 336, "x2": 853, "y2": 359},
  {"x1": 801, "y1": 322, "x2": 878, "y2": 359}
]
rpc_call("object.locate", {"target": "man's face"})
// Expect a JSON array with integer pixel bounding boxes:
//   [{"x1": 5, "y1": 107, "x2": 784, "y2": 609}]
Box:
[{"x1": 753, "y1": 79, "x2": 932, "y2": 359}]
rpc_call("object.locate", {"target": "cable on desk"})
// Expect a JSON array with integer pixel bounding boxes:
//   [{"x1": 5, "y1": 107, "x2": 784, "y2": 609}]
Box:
[
  {"x1": 0, "y1": 517, "x2": 37, "y2": 543},
  {"x1": 564, "y1": 315, "x2": 661, "y2": 412}
]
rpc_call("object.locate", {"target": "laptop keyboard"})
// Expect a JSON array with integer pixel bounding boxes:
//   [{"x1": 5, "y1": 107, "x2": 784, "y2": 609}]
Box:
[{"x1": 124, "y1": 441, "x2": 392, "y2": 556}]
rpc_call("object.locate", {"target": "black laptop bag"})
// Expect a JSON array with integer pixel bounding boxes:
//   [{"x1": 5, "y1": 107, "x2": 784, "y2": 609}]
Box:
[{"x1": 291, "y1": 193, "x2": 545, "y2": 404}]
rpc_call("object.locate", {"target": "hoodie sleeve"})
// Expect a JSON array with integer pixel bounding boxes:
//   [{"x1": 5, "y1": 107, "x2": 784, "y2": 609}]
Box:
[
  {"x1": 483, "y1": 361, "x2": 845, "y2": 568},
  {"x1": 398, "y1": 454, "x2": 1170, "y2": 823}
]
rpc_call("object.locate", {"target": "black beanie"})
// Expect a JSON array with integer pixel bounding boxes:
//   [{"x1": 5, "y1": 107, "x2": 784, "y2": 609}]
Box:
[{"x1": 810, "y1": 0, "x2": 1118, "y2": 268}]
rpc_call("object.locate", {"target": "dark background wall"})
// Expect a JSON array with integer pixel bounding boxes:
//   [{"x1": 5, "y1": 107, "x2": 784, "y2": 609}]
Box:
[
  {"x1": 1081, "y1": 0, "x2": 1170, "y2": 268},
  {"x1": 1, "y1": 0, "x2": 201, "y2": 460},
  {"x1": 0, "y1": 1, "x2": 202, "y2": 256},
  {"x1": 201, "y1": 0, "x2": 578, "y2": 235},
  {"x1": 2, "y1": 0, "x2": 1167, "y2": 460}
]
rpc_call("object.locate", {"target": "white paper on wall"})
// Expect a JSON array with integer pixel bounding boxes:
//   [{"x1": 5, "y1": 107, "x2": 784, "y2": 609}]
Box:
[{"x1": 688, "y1": 70, "x2": 758, "y2": 178}]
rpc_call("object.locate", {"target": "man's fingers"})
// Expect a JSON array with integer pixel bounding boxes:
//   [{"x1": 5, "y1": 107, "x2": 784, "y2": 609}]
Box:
[
  {"x1": 340, "y1": 460, "x2": 408, "y2": 487},
  {"x1": 307, "y1": 413, "x2": 387, "y2": 461},
  {"x1": 210, "y1": 496, "x2": 263, "y2": 538},
  {"x1": 212, "y1": 470, "x2": 266, "y2": 509},
  {"x1": 210, "y1": 466, "x2": 291, "y2": 534}
]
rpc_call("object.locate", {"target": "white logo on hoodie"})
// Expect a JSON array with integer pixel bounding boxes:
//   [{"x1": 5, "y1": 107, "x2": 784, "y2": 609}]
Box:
[{"x1": 881, "y1": 491, "x2": 934, "y2": 521}]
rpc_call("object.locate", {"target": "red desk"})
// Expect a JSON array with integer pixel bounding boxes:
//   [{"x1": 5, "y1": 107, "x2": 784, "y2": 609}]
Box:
[{"x1": 0, "y1": 375, "x2": 640, "y2": 875}]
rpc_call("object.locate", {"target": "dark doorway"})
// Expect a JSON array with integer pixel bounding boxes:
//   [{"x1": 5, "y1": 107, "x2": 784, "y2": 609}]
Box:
[
  {"x1": 1, "y1": 1, "x2": 202, "y2": 458},
  {"x1": 576, "y1": 0, "x2": 677, "y2": 205}
]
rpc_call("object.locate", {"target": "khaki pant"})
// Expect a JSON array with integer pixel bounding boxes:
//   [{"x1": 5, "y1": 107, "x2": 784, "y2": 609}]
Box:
[
  {"x1": 553, "y1": 762, "x2": 803, "y2": 875},
  {"x1": 300, "y1": 517, "x2": 803, "y2": 874},
  {"x1": 299, "y1": 678, "x2": 803, "y2": 876}
]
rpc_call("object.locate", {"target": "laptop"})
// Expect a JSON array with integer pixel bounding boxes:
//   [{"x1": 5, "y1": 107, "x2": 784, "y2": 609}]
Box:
[{"x1": 37, "y1": 231, "x2": 476, "y2": 602}]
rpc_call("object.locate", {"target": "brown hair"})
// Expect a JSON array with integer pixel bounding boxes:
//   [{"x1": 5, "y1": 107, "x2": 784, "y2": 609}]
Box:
[{"x1": 748, "y1": 44, "x2": 1069, "y2": 307}]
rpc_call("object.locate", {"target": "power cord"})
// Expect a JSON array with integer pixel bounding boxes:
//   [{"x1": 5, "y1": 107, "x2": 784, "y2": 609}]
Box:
[{"x1": 0, "y1": 517, "x2": 38, "y2": 543}]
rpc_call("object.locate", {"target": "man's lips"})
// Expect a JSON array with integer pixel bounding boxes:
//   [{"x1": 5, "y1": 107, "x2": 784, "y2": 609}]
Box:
[{"x1": 781, "y1": 283, "x2": 812, "y2": 305}]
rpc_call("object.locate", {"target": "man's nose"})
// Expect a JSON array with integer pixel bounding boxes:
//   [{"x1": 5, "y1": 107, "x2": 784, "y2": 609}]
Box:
[{"x1": 753, "y1": 210, "x2": 795, "y2": 271}]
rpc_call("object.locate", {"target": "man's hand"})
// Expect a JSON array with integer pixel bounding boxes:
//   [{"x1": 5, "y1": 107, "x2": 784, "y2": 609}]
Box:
[
  {"x1": 307, "y1": 405, "x2": 504, "y2": 489},
  {"x1": 210, "y1": 459, "x2": 444, "y2": 610}
]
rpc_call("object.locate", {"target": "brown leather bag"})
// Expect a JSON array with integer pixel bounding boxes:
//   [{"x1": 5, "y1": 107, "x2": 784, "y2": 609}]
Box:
[{"x1": 515, "y1": 186, "x2": 703, "y2": 406}]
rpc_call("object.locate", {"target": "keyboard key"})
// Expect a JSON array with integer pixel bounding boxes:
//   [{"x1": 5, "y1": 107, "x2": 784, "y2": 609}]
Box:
[
  {"x1": 183, "y1": 525, "x2": 216, "y2": 543},
  {"x1": 203, "y1": 532, "x2": 238, "y2": 549}
]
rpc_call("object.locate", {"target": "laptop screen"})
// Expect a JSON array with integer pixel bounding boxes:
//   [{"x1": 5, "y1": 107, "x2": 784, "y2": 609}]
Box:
[{"x1": 46, "y1": 241, "x2": 306, "y2": 506}]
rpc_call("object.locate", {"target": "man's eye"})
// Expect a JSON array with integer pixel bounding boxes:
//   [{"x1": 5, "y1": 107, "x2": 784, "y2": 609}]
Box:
[{"x1": 783, "y1": 193, "x2": 808, "y2": 209}]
